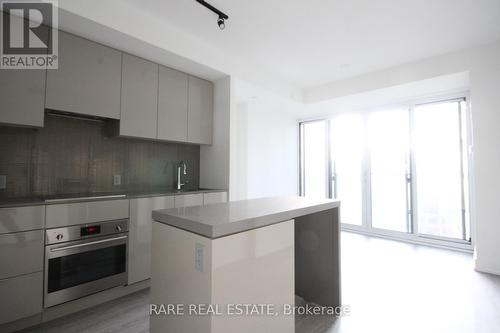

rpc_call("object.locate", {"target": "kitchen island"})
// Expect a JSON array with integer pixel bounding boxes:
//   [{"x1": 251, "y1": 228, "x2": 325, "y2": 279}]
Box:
[{"x1": 150, "y1": 196, "x2": 341, "y2": 333}]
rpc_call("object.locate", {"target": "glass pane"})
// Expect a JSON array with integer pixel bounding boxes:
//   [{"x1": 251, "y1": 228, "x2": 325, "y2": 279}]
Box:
[
  {"x1": 368, "y1": 109, "x2": 410, "y2": 232},
  {"x1": 301, "y1": 121, "x2": 327, "y2": 198},
  {"x1": 414, "y1": 101, "x2": 464, "y2": 239},
  {"x1": 330, "y1": 115, "x2": 364, "y2": 225},
  {"x1": 48, "y1": 244, "x2": 126, "y2": 293}
]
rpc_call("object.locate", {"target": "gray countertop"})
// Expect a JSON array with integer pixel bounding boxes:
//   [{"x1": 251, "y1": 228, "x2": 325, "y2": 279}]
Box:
[
  {"x1": 152, "y1": 196, "x2": 340, "y2": 238},
  {"x1": 0, "y1": 188, "x2": 227, "y2": 208}
]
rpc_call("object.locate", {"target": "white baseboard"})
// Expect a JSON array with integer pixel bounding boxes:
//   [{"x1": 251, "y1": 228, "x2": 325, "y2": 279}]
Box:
[{"x1": 474, "y1": 262, "x2": 500, "y2": 276}]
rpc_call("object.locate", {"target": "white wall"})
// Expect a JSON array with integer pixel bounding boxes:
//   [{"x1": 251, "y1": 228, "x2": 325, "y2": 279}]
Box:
[
  {"x1": 299, "y1": 71, "x2": 470, "y2": 120},
  {"x1": 201, "y1": 77, "x2": 300, "y2": 202},
  {"x1": 303, "y1": 41, "x2": 500, "y2": 275},
  {"x1": 468, "y1": 44, "x2": 500, "y2": 275},
  {"x1": 230, "y1": 79, "x2": 301, "y2": 201}
]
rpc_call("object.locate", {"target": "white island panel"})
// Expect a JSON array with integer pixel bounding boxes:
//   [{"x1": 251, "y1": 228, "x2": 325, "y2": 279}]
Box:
[{"x1": 150, "y1": 219, "x2": 295, "y2": 333}]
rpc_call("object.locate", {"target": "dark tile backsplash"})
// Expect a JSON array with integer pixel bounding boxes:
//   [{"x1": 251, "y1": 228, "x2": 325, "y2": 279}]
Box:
[{"x1": 0, "y1": 114, "x2": 200, "y2": 198}]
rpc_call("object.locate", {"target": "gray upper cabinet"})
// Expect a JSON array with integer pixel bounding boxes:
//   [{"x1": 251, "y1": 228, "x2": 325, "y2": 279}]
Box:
[
  {"x1": 120, "y1": 54, "x2": 159, "y2": 139},
  {"x1": 0, "y1": 15, "x2": 46, "y2": 128},
  {"x1": 188, "y1": 76, "x2": 213, "y2": 144},
  {"x1": 0, "y1": 69, "x2": 46, "y2": 127},
  {"x1": 157, "y1": 66, "x2": 188, "y2": 142},
  {"x1": 45, "y1": 31, "x2": 122, "y2": 119}
]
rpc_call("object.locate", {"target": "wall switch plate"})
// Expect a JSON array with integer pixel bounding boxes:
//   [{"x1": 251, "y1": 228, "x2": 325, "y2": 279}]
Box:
[
  {"x1": 195, "y1": 243, "x2": 204, "y2": 272},
  {"x1": 113, "y1": 174, "x2": 121, "y2": 186},
  {"x1": 0, "y1": 175, "x2": 5, "y2": 189}
]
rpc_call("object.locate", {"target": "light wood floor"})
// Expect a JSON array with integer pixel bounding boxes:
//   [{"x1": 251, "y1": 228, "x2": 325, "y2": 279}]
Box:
[{"x1": 20, "y1": 232, "x2": 500, "y2": 333}]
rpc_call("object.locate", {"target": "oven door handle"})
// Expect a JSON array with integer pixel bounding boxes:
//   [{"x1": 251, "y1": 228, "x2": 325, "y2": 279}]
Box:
[{"x1": 49, "y1": 235, "x2": 127, "y2": 252}]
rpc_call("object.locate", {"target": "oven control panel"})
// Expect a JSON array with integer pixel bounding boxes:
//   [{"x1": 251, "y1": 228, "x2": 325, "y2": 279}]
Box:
[
  {"x1": 81, "y1": 225, "x2": 101, "y2": 236},
  {"x1": 46, "y1": 219, "x2": 129, "y2": 245}
]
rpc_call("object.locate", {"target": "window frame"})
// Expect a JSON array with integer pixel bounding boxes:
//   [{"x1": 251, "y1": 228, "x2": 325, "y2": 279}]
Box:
[{"x1": 298, "y1": 92, "x2": 473, "y2": 252}]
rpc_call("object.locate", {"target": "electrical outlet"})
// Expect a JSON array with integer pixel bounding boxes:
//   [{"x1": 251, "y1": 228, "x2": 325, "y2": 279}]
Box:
[
  {"x1": 195, "y1": 243, "x2": 204, "y2": 272},
  {"x1": 0, "y1": 175, "x2": 6, "y2": 189},
  {"x1": 113, "y1": 174, "x2": 121, "y2": 186}
]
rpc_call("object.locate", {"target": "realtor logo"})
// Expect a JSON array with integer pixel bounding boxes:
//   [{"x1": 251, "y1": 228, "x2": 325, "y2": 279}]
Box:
[{"x1": 1, "y1": 0, "x2": 58, "y2": 69}]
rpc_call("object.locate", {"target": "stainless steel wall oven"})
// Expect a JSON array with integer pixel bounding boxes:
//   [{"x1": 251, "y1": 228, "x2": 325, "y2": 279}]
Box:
[{"x1": 44, "y1": 219, "x2": 129, "y2": 307}]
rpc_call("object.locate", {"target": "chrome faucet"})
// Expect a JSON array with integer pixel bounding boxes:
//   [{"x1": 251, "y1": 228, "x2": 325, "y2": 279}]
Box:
[{"x1": 177, "y1": 161, "x2": 187, "y2": 190}]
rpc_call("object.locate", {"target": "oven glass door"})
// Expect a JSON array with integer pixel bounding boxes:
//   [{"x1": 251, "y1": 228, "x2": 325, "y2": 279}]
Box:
[
  {"x1": 45, "y1": 234, "x2": 128, "y2": 307},
  {"x1": 48, "y1": 243, "x2": 126, "y2": 293}
]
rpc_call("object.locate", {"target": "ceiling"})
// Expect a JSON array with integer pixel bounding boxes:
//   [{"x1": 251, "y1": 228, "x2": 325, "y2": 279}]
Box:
[{"x1": 117, "y1": 0, "x2": 500, "y2": 89}]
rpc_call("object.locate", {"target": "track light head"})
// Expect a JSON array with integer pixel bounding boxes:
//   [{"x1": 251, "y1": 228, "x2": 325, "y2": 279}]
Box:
[
  {"x1": 196, "y1": 1, "x2": 229, "y2": 30},
  {"x1": 217, "y1": 16, "x2": 225, "y2": 30}
]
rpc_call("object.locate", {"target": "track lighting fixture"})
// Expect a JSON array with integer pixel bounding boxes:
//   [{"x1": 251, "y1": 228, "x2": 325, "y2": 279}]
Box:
[
  {"x1": 195, "y1": 0, "x2": 229, "y2": 30},
  {"x1": 217, "y1": 16, "x2": 225, "y2": 30}
]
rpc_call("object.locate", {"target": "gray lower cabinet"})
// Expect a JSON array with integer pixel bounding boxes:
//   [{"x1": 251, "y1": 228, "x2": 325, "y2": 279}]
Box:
[
  {"x1": 45, "y1": 31, "x2": 122, "y2": 119},
  {"x1": 187, "y1": 76, "x2": 213, "y2": 144},
  {"x1": 128, "y1": 192, "x2": 224, "y2": 284},
  {"x1": 157, "y1": 66, "x2": 188, "y2": 142},
  {"x1": 0, "y1": 206, "x2": 45, "y2": 234},
  {"x1": 128, "y1": 196, "x2": 175, "y2": 284},
  {"x1": 45, "y1": 199, "x2": 130, "y2": 228},
  {"x1": 120, "y1": 54, "x2": 159, "y2": 139},
  {"x1": 203, "y1": 192, "x2": 228, "y2": 205},
  {"x1": 0, "y1": 272, "x2": 43, "y2": 325},
  {"x1": 174, "y1": 193, "x2": 203, "y2": 208},
  {"x1": 0, "y1": 206, "x2": 44, "y2": 325},
  {"x1": 0, "y1": 230, "x2": 44, "y2": 280}
]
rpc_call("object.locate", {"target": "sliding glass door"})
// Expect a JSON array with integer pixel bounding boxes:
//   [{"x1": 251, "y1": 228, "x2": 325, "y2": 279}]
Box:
[
  {"x1": 412, "y1": 100, "x2": 469, "y2": 240},
  {"x1": 330, "y1": 115, "x2": 364, "y2": 226},
  {"x1": 300, "y1": 121, "x2": 327, "y2": 199},
  {"x1": 368, "y1": 109, "x2": 411, "y2": 233},
  {"x1": 299, "y1": 96, "x2": 471, "y2": 246}
]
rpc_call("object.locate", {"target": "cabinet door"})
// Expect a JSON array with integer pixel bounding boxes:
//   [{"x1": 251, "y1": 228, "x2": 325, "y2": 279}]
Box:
[
  {"x1": 45, "y1": 31, "x2": 122, "y2": 119},
  {"x1": 0, "y1": 15, "x2": 46, "y2": 127},
  {"x1": 0, "y1": 69, "x2": 46, "y2": 127},
  {"x1": 128, "y1": 196, "x2": 175, "y2": 284},
  {"x1": 187, "y1": 76, "x2": 213, "y2": 144},
  {"x1": 0, "y1": 272, "x2": 43, "y2": 325},
  {"x1": 0, "y1": 206, "x2": 45, "y2": 234},
  {"x1": 45, "y1": 199, "x2": 129, "y2": 228},
  {"x1": 203, "y1": 192, "x2": 228, "y2": 205},
  {"x1": 157, "y1": 66, "x2": 188, "y2": 142},
  {"x1": 0, "y1": 230, "x2": 44, "y2": 280},
  {"x1": 120, "y1": 54, "x2": 158, "y2": 139},
  {"x1": 174, "y1": 193, "x2": 203, "y2": 208}
]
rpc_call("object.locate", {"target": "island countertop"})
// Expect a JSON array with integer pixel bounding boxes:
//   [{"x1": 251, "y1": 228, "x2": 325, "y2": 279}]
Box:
[{"x1": 152, "y1": 196, "x2": 340, "y2": 238}]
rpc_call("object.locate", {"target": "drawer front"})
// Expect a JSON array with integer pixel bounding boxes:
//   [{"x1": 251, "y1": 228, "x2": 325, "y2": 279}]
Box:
[
  {"x1": 203, "y1": 192, "x2": 228, "y2": 205},
  {"x1": 174, "y1": 194, "x2": 203, "y2": 208},
  {"x1": 46, "y1": 199, "x2": 130, "y2": 228},
  {"x1": 0, "y1": 230, "x2": 44, "y2": 280},
  {"x1": 0, "y1": 206, "x2": 45, "y2": 234},
  {"x1": 0, "y1": 272, "x2": 43, "y2": 325}
]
